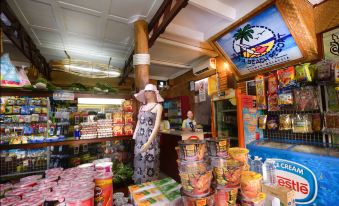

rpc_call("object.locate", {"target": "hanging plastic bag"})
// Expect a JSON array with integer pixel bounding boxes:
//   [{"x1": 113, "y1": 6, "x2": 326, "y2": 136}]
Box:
[{"x1": 0, "y1": 53, "x2": 21, "y2": 87}]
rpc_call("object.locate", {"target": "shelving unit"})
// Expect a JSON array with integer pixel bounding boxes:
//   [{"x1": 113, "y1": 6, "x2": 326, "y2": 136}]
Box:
[{"x1": 163, "y1": 96, "x2": 189, "y2": 130}]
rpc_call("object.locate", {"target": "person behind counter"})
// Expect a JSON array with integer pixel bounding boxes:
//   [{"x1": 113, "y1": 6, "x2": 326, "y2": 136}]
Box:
[{"x1": 182, "y1": 110, "x2": 197, "y2": 131}]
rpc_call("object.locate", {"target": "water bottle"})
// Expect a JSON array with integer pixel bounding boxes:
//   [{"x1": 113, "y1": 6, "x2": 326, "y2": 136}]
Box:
[
  {"x1": 262, "y1": 159, "x2": 277, "y2": 185},
  {"x1": 252, "y1": 156, "x2": 263, "y2": 175},
  {"x1": 248, "y1": 155, "x2": 253, "y2": 170}
]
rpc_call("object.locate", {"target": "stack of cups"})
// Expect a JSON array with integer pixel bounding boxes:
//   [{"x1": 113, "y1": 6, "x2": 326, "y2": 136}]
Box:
[
  {"x1": 240, "y1": 171, "x2": 265, "y2": 206},
  {"x1": 206, "y1": 138, "x2": 243, "y2": 206},
  {"x1": 178, "y1": 140, "x2": 215, "y2": 206}
]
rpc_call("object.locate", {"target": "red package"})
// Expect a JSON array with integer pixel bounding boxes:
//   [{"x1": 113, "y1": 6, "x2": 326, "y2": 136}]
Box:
[
  {"x1": 277, "y1": 66, "x2": 296, "y2": 88},
  {"x1": 113, "y1": 125, "x2": 124, "y2": 136},
  {"x1": 268, "y1": 94, "x2": 279, "y2": 111},
  {"x1": 123, "y1": 124, "x2": 134, "y2": 136},
  {"x1": 267, "y1": 73, "x2": 278, "y2": 95}
]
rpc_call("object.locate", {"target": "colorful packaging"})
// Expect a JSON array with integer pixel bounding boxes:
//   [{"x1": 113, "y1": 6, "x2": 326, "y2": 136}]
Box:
[
  {"x1": 137, "y1": 194, "x2": 169, "y2": 206},
  {"x1": 312, "y1": 113, "x2": 322, "y2": 132},
  {"x1": 255, "y1": 75, "x2": 267, "y2": 110},
  {"x1": 267, "y1": 73, "x2": 278, "y2": 95},
  {"x1": 262, "y1": 184, "x2": 295, "y2": 206},
  {"x1": 0, "y1": 53, "x2": 21, "y2": 87},
  {"x1": 124, "y1": 112, "x2": 134, "y2": 124},
  {"x1": 113, "y1": 125, "x2": 124, "y2": 136},
  {"x1": 179, "y1": 169, "x2": 212, "y2": 196},
  {"x1": 205, "y1": 138, "x2": 230, "y2": 157},
  {"x1": 211, "y1": 158, "x2": 243, "y2": 188},
  {"x1": 228, "y1": 147, "x2": 249, "y2": 170},
  {"x1": 113, "y1": 112, "x2": 124, "y2": 124},
  {"x1": 294, "y1": 86, "x2": 319, "y2": 111},
  {"x1": 122, "y1": 100, "x2": 134, "y2": 112},
  {"x1": 279, "y1": 114, "x2": 292, "y2": 130},
  {"x1": 334, "y1": 61, "x2": 339, "y2": 83},
  {"x1": 215, "y1": 187, "x2": 238, "y2": 206},
  {"x1": 258, "y1": 115, "x2": 267, "y2": 130},
  {"x1": 178, "y1": 140, "x2": 206, "y2": 162},
  {"x1": 295, "y1": 63, "x2": 313, "y2": 82},
  {"x1": 277, "y1": 67, "x2": 297, "y2": 88},
  {"x1": 278, "y1": 89, "x2": 293, "y2": 107},
  {"x1": 292, "y1": 114, "x2": 313, "y2": 133},
  {"x1": 94, "y1": 173, "x2": 113, "y2": 206},
  {"x1": 316, "y1": 60, "x2": 332, "y2": 81},
  {"x1": 267, "y1": 115, "x2": 279, "y2": 130},
  {"x1": 241, "y1": 171, "x2": 262, "y2": 199},
  {"x1": 123, "y1": 124, "x2": 134, "y2": 136},
  {"x1": 241, "y1": 193, "x2": 266, "y2": 206}
]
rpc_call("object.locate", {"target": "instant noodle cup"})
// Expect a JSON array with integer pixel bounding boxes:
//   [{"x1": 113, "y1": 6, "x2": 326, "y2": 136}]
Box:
[
  {"x1": 66, "y1": 191, "x2": 94, "y2": 206},
  {"x1": 95, "y1": 162, "x2": 113, "y2": 173},
  {"x1": 179, "y1": 160, "x2": 208, "y2": 174},
  {"x1": 179, "y1": 164, "x2": 212, "y2": 196},
  {"x1": 78, "y1": 163, "x2": 95, "y2": 170},
  {"x1": 215, "y1": 187, "x2": 238, "y2": 206},
  {"x1": 6, "y1": 187, "x2": 32, "y2": 198},
  {"x1": 229, "y1": 147, "x2": 249, "y2": 170},
  {"x1": 13, "y1": 180, "x2": 37, "y2": 188},
  {"x1": 206, "y1": 138, "x2": 230, "y2": 157},
  {"x1": 179, "y1": 140, "x2": 206, "y2": 162},
  {"x1": 211, "y1": 158, "x2": 243, "y2": 188},
  {"x1": 241, "y1": 192, "x2": 266, "y2": 206},
  {"x1": 94, "y1": 172, "x2": 113, "y2": 206},
  {"x1": 181, "y1": 188, "x2": 215, "y2": 206},
  {"x1": 241, "y1": 171, "x2": 262, "y2": 199},
  {"x1": 0, "y1": 196, "x2": 20, "y2": 206}
]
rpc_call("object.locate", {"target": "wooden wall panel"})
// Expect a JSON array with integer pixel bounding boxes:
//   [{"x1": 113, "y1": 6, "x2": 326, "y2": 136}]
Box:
[
  {"x1": 314, "y1": 0, "x2": 339, "y2": 34},
  {"x1": 216, "y1": 57, "x2": 228, "y2": 92}
]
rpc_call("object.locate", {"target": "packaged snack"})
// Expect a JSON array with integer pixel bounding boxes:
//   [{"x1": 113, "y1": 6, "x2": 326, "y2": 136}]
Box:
[
  {"x1": 18, "y1": 115, "x2": 25, "y2": 123},
  {"x1": 268, "y1": 94, "x2": 279, "y2": 111},
  {"x1": 278, "y1": 89, "x2": 293, "y2": 106},
  {"x1": 211, "y1": 158, "x2": 243, "y2": 188},
  {"x1": 12, "y1": 115, "x2": 19, "y2": 122},
  {"x1": 294, "y1": 86, "x2": 319, "y2": 111},
  {"x1": 292, "y1": 114, "x2": 313, "y2": 133},
  {"x1": 31, "y1": 114, "x2": 40, "y2": 122},
  {"x1": 20, "y1": 106, "x2": 30, "y2": 115},
  {"x1": 255, "y1": 75, "x2": 267, "y2": 110},
  {"x1": 179, "y1": 168, "x2": 212, "y2": 196},
  {"x1": 41, "y1": 107, "x2": 48, "y2": 114},
  {"x1": 334, "y1": 61, "x2": 339, "y2": 84},
  {"x1": 277, "y1": 67, "x2": 297, "y2": 88},
  {"x1": 5, "y1": 106, "x2": 13, "y2": 114},
  {"x1": 34, "y1": 106, "x2": 42, "y2": 114},
  {"x1": 241, "y1": 171, "x2": 262, "y2": 199},
  {"x1": 16, "y1": 98, "x2": 26, "y2": 106},
  {"x1": 13, "y1": 106, "x2": 21, "y2": 114},
  {"x1": 258, "y1": 115, "x2": 267, "y2": 130},
  {"x1": 124, "y1": 112, "x2": 134, "y2": 124},
  {"x1": 24, "y1": 115, "x2": 32, "y2": 123},
  {"x1": 181, "y1": 189, "x2": 215, "y2": 206},
  {"x1": 205, "y1": 138, "x2": 230, "y2": 157},
  {"x1": 267, "y1": 115, "x2": 279, "y2": 130},
  {"x1": 40, "y1": 98, "x2": 48, "y2": 106},
  {"x1": 122, "y1": 100, "x2": 133, "y2": 112},
  {"x1": 267, "y1": 73, "x2": 278, "y2": 95},
  {"x1": 316, "y1": 60, "x2": 332, "y2": 81},
  {"x1": 312, "y1": 113, "x2": 322, "y2": 132},
  {"x1": 6, "y1": 97, "x2": 16, "y2": 106},
  {"x1": 279, "y1": 114, "x2": 292, "y2": 130},
  {"x1": 295, "y1": 63, "x2": 313, "y2": 82},
  {"x1": 215, "y1": 187, "x2": 238, "y2": 206},
  {"x1": 229, "y1": 147, "x2": 249, "y2": 170},
  {"x1": 324, "y1": 112, "x2": 337, "y2": 129},
  {"x1": 113, "y1": 125, "x2": 124, "y2": 136},
  {"x1": 123, "y1": 124, "x2": 133, "y2": 136},
  {"x1": 113, "y1": 112, "x2": 124, "y2": 124}
]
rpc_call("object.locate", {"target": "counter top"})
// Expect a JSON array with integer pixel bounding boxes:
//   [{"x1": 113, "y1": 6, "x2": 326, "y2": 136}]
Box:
[{"x1": 159, "y1": 130, "x2": 210, "y2": 136}]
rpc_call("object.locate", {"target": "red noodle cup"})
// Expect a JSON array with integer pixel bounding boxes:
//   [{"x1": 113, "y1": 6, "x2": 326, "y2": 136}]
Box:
[
  {"x1": 179, "y1": 165, "x2": 212, "y2": 196},
  {"x1": 0, "y1": 196, "x2": 20, "y2": 206},
  {"x1": 181, "y1": 188, "x2": 215, "y2": 206},
  {"x1": 20, "y1": 175, "x2": 42, "y2": 182},
  {"x1": 23, "y1": 190, "x2": 43, "y2": 198},
  {"x1": 5, "y1": 187, "x2": 32, "y2": 198},
  {"x1": 95, "y1": 162, "x2": 113, "y2": 173},
  {"x1": 206, "y1": 138, "x2": 230, "y2": 157},
  {"x1": 229, "y1": 147, "x2": 249, "y2": 170},
  {"x1": 94, "y1": 172, "x2": 113, "y2": 206},
  {"x1": 215, "y1": 187, "x2": 238, "y2": 206},
  {"x1": 14, "y1": 180, "x2": 37, "y2": 188},
  {"x1": 66, "y1": 191, "x2": 94, "y2": 206},
  {"x1": 211, "y1": 158, "x2": 243, "y2": 188},
  {"x1": 71, "y1": 181, "x2": 95, "y2": 191},
  {"x1": 45, "y1": 191, "x2": 66, "y2": 205},
  {"x1": 179, "y1": 140, "x2": 206, "y2": 162},
  {"x1": 241, "y1": 192, "x2": 266, "y2": 206},
  {"x1": 240, "y1": 171, "x2": 262, "y2": 199}
]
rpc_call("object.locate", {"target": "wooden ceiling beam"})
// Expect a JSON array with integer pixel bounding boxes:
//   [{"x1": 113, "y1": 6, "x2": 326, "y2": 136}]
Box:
[{"x1": 119, "y1": 0, "x2": 189, "y2": 85}]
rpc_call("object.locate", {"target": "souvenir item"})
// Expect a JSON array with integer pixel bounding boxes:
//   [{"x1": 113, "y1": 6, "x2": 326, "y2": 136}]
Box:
[
  {"x1": 267, "y1": 115, "x2": 279, "y2": 130},
  {"x1": 312, "y1": 113, "x2": 322, "y2": 132},
  {"x1": 294, "y1": 86, "x2": 319, "y2": 111},
  {"x1": 277, "y1": 66, "x2": 297, "y2": 88},
  {"x1": 316, "y1": 60, "x2": 332, "y2": 81},
  {"x1": 267, "y1": 73, "x2": 278, "y2": 95},
  {"x1": 255, "y1": 75, "x2": 267, "y2": 110},
  {"x1": 279, "y1": 114, "x2": 292, "y2": 130},
  {"x1": 258, "y1": 115, "x2": 267, "y2": 130},
  {"x1": 268, "y1": 94, "x2": 279, "y2": 111}
]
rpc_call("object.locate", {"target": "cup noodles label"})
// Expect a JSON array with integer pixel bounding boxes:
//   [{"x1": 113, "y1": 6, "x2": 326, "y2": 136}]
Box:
[{"x1": 273, "y1": 159, "x2": 317, "y2": 205}]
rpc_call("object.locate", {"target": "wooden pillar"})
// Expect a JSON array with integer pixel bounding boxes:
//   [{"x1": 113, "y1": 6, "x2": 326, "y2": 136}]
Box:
[{"x1": 134, "y1": 20, "x2": 149, "y2": 91}]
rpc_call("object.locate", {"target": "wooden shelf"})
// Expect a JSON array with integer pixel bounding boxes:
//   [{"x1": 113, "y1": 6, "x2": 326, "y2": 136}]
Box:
[{"x1": 0, "y1": 135, "x2": 133, "y2": 150}]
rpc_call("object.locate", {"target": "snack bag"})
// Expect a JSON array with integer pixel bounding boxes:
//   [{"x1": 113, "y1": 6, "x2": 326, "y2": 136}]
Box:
[
  {"x1": 295, "y1": 63, "x2": 312, "y2": 82},
  {"x1": 316, "y1": 60, "x2": 332, "y2": 81},
  {"x1": 122, "y1": 100, "x2": 134, "y2": 112},
  {"x1": 278, "y1": 89, "x2": 293, "y2": 106},
  {"x1": 312, "y1": 113, "x2": 322, "y2": 132},
  {"x1": 267, "y1": 73, "x2": 278, "y2": 95},
  {"x1": 268, "y1": 94, "x2": 279, "y2": 111},
  {"x1": 292, "y1": 114, "x2": 312, "y2": 133},
  {"x1": 113, "y1": 112, "x2": 124, "y2": 124},
  {"x1": 124, "y1": 112, "x2": 134, "y2": 124},
  {"x1": 334, "y1": 61, "x2": 339, "y2": 84},
  {"x1": 294, "y1": 86, "x2": 319, "y2": 111},
  {"x1": 113, "y1": 125, "x2": 124, "y2": 136},
  {"x1": 267, "y1": 115, "x2": 279, "y2": 130},
  {"x1": 255, "y1": 75, "x2": 267, "y2": 110},
  {"x1": 279, "y1": 114, "x2": 292, "y2": 130},
  {"x1": 277, "y1": 67, "x2": 297, "y2": 88},
  {"x1": 258, "y1": 115, "x2": 267, "y2": 130},
  {"x1": 123, "y1": 124, "x2": 134, "y2": 136}
]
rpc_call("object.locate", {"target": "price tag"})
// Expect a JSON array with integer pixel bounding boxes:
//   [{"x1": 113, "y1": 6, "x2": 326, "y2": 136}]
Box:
[{"x1": 23, "y1": 160, "x2": 29, "y2": 167}]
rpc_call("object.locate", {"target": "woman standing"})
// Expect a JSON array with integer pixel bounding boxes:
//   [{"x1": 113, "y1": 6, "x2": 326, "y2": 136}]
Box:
[{"x1": 133, "y1": 84, "x2": 163, "y2": 184}]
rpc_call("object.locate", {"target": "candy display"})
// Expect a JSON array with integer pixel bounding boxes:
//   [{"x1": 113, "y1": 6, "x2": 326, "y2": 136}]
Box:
[
  {"x1": 211, "y1": 158, "x2": 243, "y2": 188},
  {"x1": 277, "y1": 67, "x2": 296, "y2": 89},
  {"x1": 215, "y1": 187, "x2": 238, "y2": 206},
  {"x1": 240, "y1": 171, "x2": 262, "y2": 199},
  {"x1": 279, "y1": 114, "x2": 292, "y2": 130},
  {"x1": 178, "y1": 140, "x2": 206, "y2": 162},
  {"x1": 255, "y1": 75, "x2": 267, "y2": 110},
  {"x1": 205, "y1": 138, "x2": 230, "y2": 157}
]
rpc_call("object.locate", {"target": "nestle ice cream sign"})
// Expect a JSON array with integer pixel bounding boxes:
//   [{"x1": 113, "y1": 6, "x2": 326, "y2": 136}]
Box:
[{"x1": 273, "y1": 159, "x2": 318, "y2": 205}]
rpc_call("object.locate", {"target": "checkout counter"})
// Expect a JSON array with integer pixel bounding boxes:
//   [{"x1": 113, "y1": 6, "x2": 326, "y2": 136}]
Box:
[{"x1": 159, "y1": 130, "x2": 211, "y2": 181}]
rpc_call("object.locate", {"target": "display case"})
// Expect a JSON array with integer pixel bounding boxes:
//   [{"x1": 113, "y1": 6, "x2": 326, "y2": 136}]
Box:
[
  {"x1": 212, "y1": 97, "x2": 238, "y2": 146},
  {"x1": 163, "y1": 96, "x2": 189, "y2": 130}
]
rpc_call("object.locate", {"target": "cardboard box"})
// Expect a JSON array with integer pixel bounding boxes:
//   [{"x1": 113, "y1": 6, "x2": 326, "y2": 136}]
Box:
[{"x1": 262, "y1": 184, "x2": 295, "y2": 206}]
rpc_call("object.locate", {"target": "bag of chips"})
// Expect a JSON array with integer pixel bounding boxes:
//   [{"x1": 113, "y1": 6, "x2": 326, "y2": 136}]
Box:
[
  {"x1": 316, "y1": 60, "x2": 332, "y2": 81},
  {"x1": 255, "y1": 75, "x2": 267, "y2": 110},
  {"x1": 312, "y1": 113, "x2": 322, "y2": 132},
  {"x1": 277, "y1": 66, "x2": 297, "y2": 88},
  {"x1": 292, "y1": 114, "x2": 313, "y2": 133},
  {"x1": 278, "y1": 89, "x2": 293, "y2": 106},
  {"x1": 267, "y1": 73, "x2": 278, "y2": 95},
  {"x1": 279, "y1": 114, "x2": 292, "y2": 130},
  {"x1": 294, "y1": 86, "x2": 319, "y2": 111},
  {"x1": 258, "y1": 115, "x2": 267, "y2": 130},
  {"x1": 268, "y1": 94, "x2": 279, "y2": 111},
  {"x1": 267, "y1": 115, "x2": 279, "y2": 130},
  {"x1": 295, "y1": 63, "x2": 313, "y2": 82}
]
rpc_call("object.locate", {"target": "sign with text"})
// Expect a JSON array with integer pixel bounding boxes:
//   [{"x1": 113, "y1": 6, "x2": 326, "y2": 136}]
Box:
[
  {"x1": 53, "y1": 91, "x2": 74, "y2": 101},
  {"x1": 322, "y1": 27, "x2": 339, "y2": 61}
]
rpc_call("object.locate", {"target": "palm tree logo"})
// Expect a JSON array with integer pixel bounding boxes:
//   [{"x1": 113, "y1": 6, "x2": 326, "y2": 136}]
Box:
[{"x1": 234, "y1": 24, "x2": 254, "y2": 57}]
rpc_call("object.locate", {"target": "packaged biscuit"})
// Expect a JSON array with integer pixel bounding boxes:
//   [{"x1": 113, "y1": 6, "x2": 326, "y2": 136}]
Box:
[
  {"x1": 122, "y1": 100, "x2": 134, "y2": 112},
  {"x1": 113, "y1": 125, "x2": 124, "y2": 136},
  {"x1": 113, "y1": 112, "x2": 124, "y2": 124},
  {"x1": 258, "y1": 115, "x2": 267, "y2": 130},
  {"x1": 279, "y1": 114, "x2": 292, "y2": 130},
  {"x1": 124, "y1": 112, "x2": 134, "y2": 124},
  {"x1": 123, "y1": 124, "x2": 134, "y2": 136}
]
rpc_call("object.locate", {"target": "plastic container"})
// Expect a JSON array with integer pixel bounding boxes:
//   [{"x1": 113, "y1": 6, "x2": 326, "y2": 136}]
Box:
[
  {"x1": 65, "y1": 191, "x2": 94, "y2": 206},
  {"x1": 0, "y1": 183, "x2": 13, "y2": 196},
  {"x1": 78, "y1": 163, "x2": 95, "y2": 170},
  {"x1": 229, "y1": 147, "x2": 249, "y2": 170},
  {"x1": 5, "y1": 187, "x2": 32, "y2": 198},
  {"x1": 179, "y1": 165, "x2": 212, "y2": 196},
  {"x1": 20, "y1": 175, "x2": 42, "y2": 182},
  {"x1": 179, "y1": 160, "x2": 208, "y2": 174},
  {"x1": 251, "y1": 156, "x2": 263, "y2": 175},
  {"x1": 211, "y1": 158, "x2": 243, "y2": 188},
  {"x1": 206, "y1": 138, "x2": 230, "y2": 157},
  {"x1": 215, "y1": 187, "x2": 238, "y2": 206},
  {"x1": 44, "y1": 191, "x2": 65, "y2": 206},
  {"x1": 181, "y1": 188, "x2": 215, "y2": 206},
  {"x1": 94, "y1": 172, "x2": 113, "y2": 206},
  {"x1": 179, "y1": 140, "x2": 206, "y2": 161},
  {"x1": 262, "y1": 159, "x2": 277, "y2": 186},
  {"x1": 0, "y1": 196, "x2": 20, "y2": 206},
  {"x1": 241, "y1": 192, "x2": 266, "y2": 206},
  {"x1": 240, "y1": 171, "x2": 262, "y2": 199},
  {"x1": 13, "y1": 180, "x2": 37, "y2": 188},
  {"x1": 95, "y1": 162, "x2": 113, "y2": 173}
]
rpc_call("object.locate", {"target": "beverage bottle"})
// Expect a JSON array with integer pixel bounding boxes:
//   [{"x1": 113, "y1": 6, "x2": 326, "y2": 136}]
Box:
[
  {"x1": 262, "y1": 158, "x2": 277, "y2": 185},
  {"x1": 248, "y1": 155, "x2": 253, "y2": 170},
  {"x1": 252, "y1": 156, "x2": 263, "y2": 175}
]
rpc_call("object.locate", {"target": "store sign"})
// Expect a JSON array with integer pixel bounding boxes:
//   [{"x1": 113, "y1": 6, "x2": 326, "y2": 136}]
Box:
[
  {"x1": 215, "y1": 5, "x2": 303, "y2": 75},
  {"x1": 322, "y1": 27, "x2": 339, "y2": 61},
  {"x1": 273, "y1": 159, "x2": 318, "y2": 205},
  {"x1": 53, "y1": 91, "x2": 74, "y2": 101}
]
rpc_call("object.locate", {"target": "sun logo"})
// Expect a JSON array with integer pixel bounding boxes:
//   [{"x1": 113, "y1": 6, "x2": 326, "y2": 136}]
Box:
[{"x1": 233, "y1": 24, "x2": 276, "y2": 58}]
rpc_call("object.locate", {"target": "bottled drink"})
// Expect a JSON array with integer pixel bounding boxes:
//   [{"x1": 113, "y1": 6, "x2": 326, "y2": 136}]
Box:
[
  {"x1": 248, "y1": 155, "x2": 253, "y2": 170},
  {"x1": 262, "y1": 159, "x2": 277, "y2": 185},
  {"x1": 252, "y1": 156, "x2": 263, "y2": 175}
]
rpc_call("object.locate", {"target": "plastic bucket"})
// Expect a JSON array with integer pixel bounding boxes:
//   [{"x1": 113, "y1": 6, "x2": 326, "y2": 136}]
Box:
[{"x1": 95, "y1": 162, "x2": 113, "y2": 173}]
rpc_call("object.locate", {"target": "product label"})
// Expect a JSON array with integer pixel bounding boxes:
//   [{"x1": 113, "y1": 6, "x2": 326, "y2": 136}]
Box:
[
  {"x1": 273, "y1": 159, "x2": 317, "y2": 205},
  {"x1": 196, "y1": 198, "x2": 207, "y2": 206}
]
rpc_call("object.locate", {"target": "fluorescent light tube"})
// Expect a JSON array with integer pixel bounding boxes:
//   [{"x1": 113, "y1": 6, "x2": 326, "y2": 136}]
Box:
[{"x1": 78, "y1": 98, "x2": 124, "y2": 105}]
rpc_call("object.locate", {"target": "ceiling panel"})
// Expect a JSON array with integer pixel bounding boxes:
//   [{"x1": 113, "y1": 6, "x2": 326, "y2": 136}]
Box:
[
  {"x1": 58, "y1": 0, "x2": 110, "y2": 13},
  {"x1": 32, "y1": 28, "x2": 63, "y2": 45},
  {"x1": 15, "y1": 0, "x2": 57, "y2": 29},
  {"x1": 109, "y1": 0, "x2": 156, "y2": 19},
  {"x1": 104, "y1": 20, "x2": 132, "y2": 44},
  {"x1": 150, "y1": 64, "x2": 183, "y2": 77}
]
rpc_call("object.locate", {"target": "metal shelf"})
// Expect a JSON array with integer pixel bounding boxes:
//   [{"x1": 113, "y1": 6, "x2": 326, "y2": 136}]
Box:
[{"x1": 0, "y1": 136, "x2": 132, "y2": 150}]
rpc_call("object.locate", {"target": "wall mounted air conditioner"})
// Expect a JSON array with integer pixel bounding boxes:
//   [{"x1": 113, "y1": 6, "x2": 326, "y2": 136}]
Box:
[{"x1": 192, "y1": 58, "x2": 216, "y2": 76}]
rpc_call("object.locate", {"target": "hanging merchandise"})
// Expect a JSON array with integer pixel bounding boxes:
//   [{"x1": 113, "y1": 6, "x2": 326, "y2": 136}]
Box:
[
  {"x1": 292, "y1": 114, "x2": 313, "y2": 133},
  {"x1": 293, "y1": 86, "x2": 319, "y2": 111},
  {"x1": 312, "y1": 113, "x2": 322, "y2": 132},
  {"x1": 267, "y1": 73, "x2": 278, "y2": 95},
  {"x1": 279, "y1": 114, "x2": 292, "y2": 130},
  {"x1": 295, "y1": 63, "x2": 314, "y2": 82},
  {"x1": 316, "y1": 60, "x2": 332, "y2": 81},
  {"x1": 278, "y1": 89, "x2": 293, "y2": 107},
  {"x1": 267, "y1": 115, "x2": 279, "y2": 130},
  {"x1": 258, "y1": 115, "x2": 267, "y2": 130},
  {"x1": 0, "y1": 53, "x2": 21, "y2": 87},
  {"x1": 255, "y1": 75, "x2": 267, "y2": 110},
  {"x1": 268, "y1": 94, "x2": 279, "y2": 111},
  {"x1": 277, "y1": 66, "x2": 297, "y2": 89},
  {"x1": 324, "y1": 112, "x2": 339, "y2": 133},
  {"x1": 334, "y1": 61, "x2": 339, "y2": 84}
]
